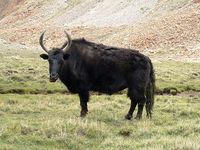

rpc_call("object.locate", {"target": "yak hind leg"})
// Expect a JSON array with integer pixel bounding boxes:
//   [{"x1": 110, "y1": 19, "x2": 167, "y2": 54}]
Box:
[
  {"x1": 135, "y1": 92, "x2": 146, "y2": 120},
  {"x1": 125, "y1": 100, "x2": 137, "y2": 120},
  {"x1": 145, "y1": 101, "x2": 152, "y2": 119},
  {"x1": 125, "y1": 68, "x2": 150, "y2": 120},
  {"x1": 125, "y1": 88, "x2": 138, "y2": 120},
  {"x1": 125, "y1": 87, "x2": 146, "y2": 120}
]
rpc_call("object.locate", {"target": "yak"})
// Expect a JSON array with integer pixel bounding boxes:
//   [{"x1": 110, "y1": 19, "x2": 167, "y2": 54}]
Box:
[{"x1": 39, "y1": 31, "x2": 155, "y2": 120}]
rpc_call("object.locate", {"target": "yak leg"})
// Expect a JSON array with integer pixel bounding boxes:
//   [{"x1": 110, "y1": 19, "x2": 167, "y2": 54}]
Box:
[
  {"x1": 125, "y1": 88, "x2": 138, "y2": 120},
  {"x1": 125, "y1": 99, "x2": 137, "y2": 120},
  {"x1": 78, "y1": 91, "x2": 89, "y2": 117},
  {"x1": 126, "y1": 69, "x2": 148, "y2": 120},
  {"x1": 125, "y1": 86, "x2": 146, "y2": 120},
  {"x1": 135, "y1": 90, "x2": 146, "y2": 120},
  {"x1": 145, "y1": 101, "x2": 152, "y2": 119}
]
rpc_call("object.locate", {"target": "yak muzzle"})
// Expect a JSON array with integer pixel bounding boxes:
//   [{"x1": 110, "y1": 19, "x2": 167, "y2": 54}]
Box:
[{"x1": 50, "y1": 73, "x2": 59, "y2": 82}]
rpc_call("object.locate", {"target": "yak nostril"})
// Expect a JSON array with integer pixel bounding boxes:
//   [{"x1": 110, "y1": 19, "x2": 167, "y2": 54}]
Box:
[{"x1": 50, "y1": 73, "x2": 58, "y2": 78}]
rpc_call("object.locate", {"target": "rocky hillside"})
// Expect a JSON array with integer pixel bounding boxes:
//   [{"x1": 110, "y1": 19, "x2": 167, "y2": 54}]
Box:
[
  {"x1": 0, "y1": 0, "x2": 200, "y2": 61},
  {"x1": 0, "y1": 0, "x2": 24, "y2": 19}
]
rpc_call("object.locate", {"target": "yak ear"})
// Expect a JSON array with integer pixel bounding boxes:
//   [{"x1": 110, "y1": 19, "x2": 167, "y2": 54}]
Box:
[
  {"x1": 40, "y1": 54, "x2": 48, "y2": 60},
  {"x1": 63, "y1": 53, "x2": 70, "y2": 60}
]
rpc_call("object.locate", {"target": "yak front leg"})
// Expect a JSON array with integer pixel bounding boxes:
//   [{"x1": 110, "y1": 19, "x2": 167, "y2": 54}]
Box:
[{"x1": 78, "y1": 91, "x2": 89, "y2": 117}]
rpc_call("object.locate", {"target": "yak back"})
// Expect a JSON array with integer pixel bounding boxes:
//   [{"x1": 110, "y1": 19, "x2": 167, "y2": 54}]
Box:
[{"x1": 68, "y1": 38, "x2": 150, "y2": 72}]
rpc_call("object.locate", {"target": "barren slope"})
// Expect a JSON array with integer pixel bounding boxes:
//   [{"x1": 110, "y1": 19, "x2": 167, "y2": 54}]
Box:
[
  {"x1": 0, "y1": 0, "x2": 200, "y2": 61},
  {"x1": 0, "y1": 0, "x2": 195, "y2": 27},
  {"x1": 0, "y1": 0, "x2": 24, "y2": 19}
]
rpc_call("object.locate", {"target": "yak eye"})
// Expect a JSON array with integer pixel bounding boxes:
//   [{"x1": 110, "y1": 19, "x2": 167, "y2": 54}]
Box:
[{"x1": 48, "y1": 59, "x2": 52, "y2": 63}]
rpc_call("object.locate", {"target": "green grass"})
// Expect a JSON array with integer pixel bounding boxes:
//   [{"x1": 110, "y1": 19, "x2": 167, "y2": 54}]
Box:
[
  {"x1": 155, "y1": 61, "x2": 200, "y2": 94},
  {"x1": 0, "y1": 50, "x2": 66, "y2": 94},
  {"x1": 0, "y1": 94, "x2": 200, "y2": 149}
]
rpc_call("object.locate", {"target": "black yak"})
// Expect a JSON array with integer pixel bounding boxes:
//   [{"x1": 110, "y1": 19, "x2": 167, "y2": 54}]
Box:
[{"x1": 39, "y1": 31, "x2": 155, "y2": 120}]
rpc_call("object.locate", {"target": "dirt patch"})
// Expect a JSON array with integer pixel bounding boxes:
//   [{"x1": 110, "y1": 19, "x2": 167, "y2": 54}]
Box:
[
  {"x1": 0, "y1": 0, "x2": 25, "y2": 19},
  {"x1": 193, "y1": 0, "x2": 200, "y2": 3},
  {"x1": 178, "y1": 91, "x2": 200, "y2": 97}
]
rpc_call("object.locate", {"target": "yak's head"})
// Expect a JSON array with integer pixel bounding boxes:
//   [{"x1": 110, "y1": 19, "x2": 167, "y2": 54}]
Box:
[{"x1": 39, "y1": 31, "x2": 72, "y2": 82}]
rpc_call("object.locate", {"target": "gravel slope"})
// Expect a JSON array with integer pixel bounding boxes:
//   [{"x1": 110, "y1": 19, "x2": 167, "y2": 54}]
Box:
[{"x1": 0, "y1": 0, "x2": 200, "y2": 61}]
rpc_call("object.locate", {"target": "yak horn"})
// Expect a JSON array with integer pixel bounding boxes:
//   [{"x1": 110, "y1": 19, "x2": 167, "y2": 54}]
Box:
[
  {"x1": 39, "y1": 31, "x2": 49, "y2": 53},
  {"x1": 62, "y1": 31, "x2": 72, "y2": 53}
]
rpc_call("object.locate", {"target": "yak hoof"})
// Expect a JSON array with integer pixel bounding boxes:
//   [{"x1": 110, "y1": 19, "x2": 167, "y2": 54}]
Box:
[
  {"x1": 125, "y1": 114, "x2": 132, "y2": 120},
  {"x1": 146, "y1": 113, "x2": 152, "y2": 119},
  {"x1": 135, "y1": 115, "x2": 142, "y2": 120},
  {"x1": 80, "y1": 110, "x2": 88, "y2": 117}
]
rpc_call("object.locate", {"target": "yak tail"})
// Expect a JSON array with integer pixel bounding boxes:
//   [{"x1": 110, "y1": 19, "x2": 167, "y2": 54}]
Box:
[{"x1": 146, "y1": 60, "x2": 155, "y2": 119}]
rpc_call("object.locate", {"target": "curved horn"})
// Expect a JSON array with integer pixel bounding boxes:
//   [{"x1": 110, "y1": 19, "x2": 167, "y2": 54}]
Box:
[
  {"x1": 39, "y1": 31, "x2": 49, "y2": 53},
  {"x1": 61, "y1": 31, "x2": 72, "y2": 53}
]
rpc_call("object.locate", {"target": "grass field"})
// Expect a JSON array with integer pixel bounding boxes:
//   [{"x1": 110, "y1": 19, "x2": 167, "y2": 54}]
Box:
[
  {"x1": 0, "y1": 46, "x2": 200, "y2": 149},
  {"x1": 0, "y1": 94, "x2": 200, "y2": 149}
]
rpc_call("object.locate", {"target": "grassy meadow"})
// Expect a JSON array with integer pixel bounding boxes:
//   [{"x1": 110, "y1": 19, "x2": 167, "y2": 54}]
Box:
[{"x1": 0, "y1": 47, "x2": 200, "y2": 149}]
